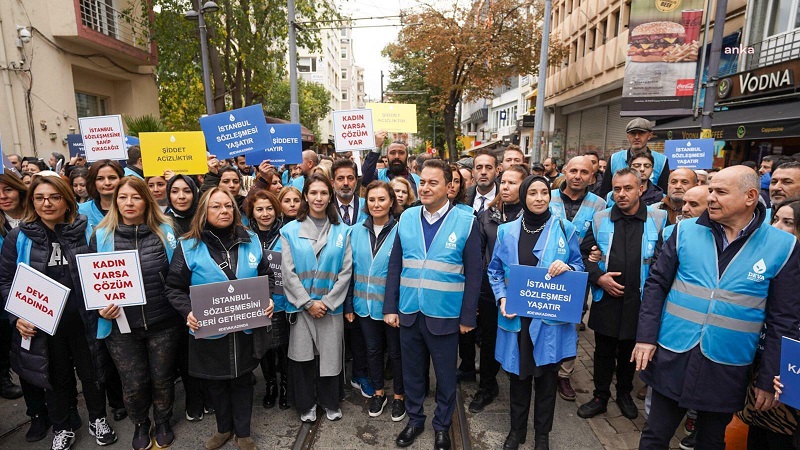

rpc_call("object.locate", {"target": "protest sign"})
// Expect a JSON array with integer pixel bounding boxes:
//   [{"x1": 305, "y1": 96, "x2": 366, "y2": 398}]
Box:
[
  {"x1": 124, "y1": 135, "x2": 139, "y2": 149},
  {"x1": 780, "y1": 336, "x2": 800, "y2": 410},
  {"x1": 664, "y1": 139, "x2": 714, "y2": 170},
  {"x1": 75, "y1": 251, "x2": 147, "y2": 310},
  {"x1": 199, "y1": 105, "x2": 270, "y2": 160},
  {"x1": 139, "y1": 132, "x2": 208, "y2": 176},
  {"x1": 505, "y1": 265, "x2": 588, "y2": 323},
  {"x1": 333, "y1": 109, "x2": 375, "y2": 152},
  {"x1": 4, "y1": 263, "x2": 70, "y2": 337},
  {"x1": 244, "y1": 124, "x2": 303, "y2": 166},
  {"x1": 190, "y1": 276, "x2": 271, "y2": 339},
  {"x1": 265, "y1": 250, "x2": 284, "y2": 296},
  {"x1": 79, "y1": 115, "x2": 127, "y2": 162},
  {"x1": 365, "y1": 103, "x2": 417, "y2": 133},
  {"x1": 67, "y1": 134, "x2": 85, "y2": 159}
]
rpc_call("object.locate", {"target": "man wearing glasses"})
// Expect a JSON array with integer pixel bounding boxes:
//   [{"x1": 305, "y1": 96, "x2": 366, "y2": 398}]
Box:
[{"x1": 598, "y1": 118, "x2": 669, "y2": 199}]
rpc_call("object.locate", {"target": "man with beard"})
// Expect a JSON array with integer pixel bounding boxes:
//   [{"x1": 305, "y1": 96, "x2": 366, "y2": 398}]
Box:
[
  {"x1": 653, "y1": 169, "x2": 698, "y2": 225},
  {"x1": 584, "y1": 150, "x2": 604, "y2": 195},
  {"x1": 465, "y1": 149, "x2": 500, "y2": 214},
  {"x1": 767, "y1": 161, "x2": 800, "y2": 222},
  {"x1": 235, "y1": 155, "x2": 255, "y2": 177},
  {"x1": 363, "y1": 130, "x2": 420, "y2": 195},
  {"x1": 543, "y1": 157, "x2": 562, "y2": 188},
  {"x1": 289, "y1": 150, "x2": 320, "y2": 190}
]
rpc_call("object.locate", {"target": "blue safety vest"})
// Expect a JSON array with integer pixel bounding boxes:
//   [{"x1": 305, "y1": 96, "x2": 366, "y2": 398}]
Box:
[
  {"x1": 657, "y1": 218, "x2": 796, "y2": 366},
  {"x1": 265, "y1": 237, "x2": 288, "y2": 313},
  {"x1": 549, "y1": 190, "x2": 606, "y2": 242},
  {"x1": 290, "y1": 175, "x2": 305, "y2": 191},
  {"x1": 591, "y1": 206, "x2": 666, "y2": 301},
  {"x1": 377, "y1": 170, "x2": 420, "y2": 194},
  {"x1": 280, "y1": 220, "x2": 351, "y2": 315},
  {"x1": 610, "y1": 149, "x2": 667, "y2": 185},
  {"x1": 123, "y1": 167, "x2": 144, "y2": 180},
  {"x1": 663, "y1": 224, "x2": 675, "y2": 242},
  {"x1": 94, "y1": 224, "x2": 177, "y2": 338},
  {"x1": 765, "y1": 208, "x2": 773, "y2": 224},
  {"x1": 351, "y1": 222, "x2": 397, "y2": 320},
  {"x1": 489, "y1": 216, "x2": 580, "y2": 373},
  {"x1": 397, "y1": 205, "x2": 474, "y2": 319},
  {"x1": 78, "y1": 200, "x2": 106, "y2": 243}
]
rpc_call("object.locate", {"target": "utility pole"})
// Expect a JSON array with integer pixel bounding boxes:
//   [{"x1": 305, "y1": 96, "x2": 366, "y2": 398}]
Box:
[
  {"x1": 531, "y1": 0, "x2": 552, "y2": 162},
  {"x1": 380, "y1": 70, "x2": 385, "y2": 102},
  {"x1": 288, "y1": 0, "x2": 300, "y2": 123},
  {"x1": 699, "y1": 0, "x2": 729, "y2": 138}
]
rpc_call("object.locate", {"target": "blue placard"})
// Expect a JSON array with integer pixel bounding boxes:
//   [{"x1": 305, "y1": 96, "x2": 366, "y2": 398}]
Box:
[
  {"x1": 67, "y1": 134, "x2": 85, "y2": 158},
  {"x1": 244, "y1": 124, "x2": 303, "y2": 165},
  {"x1": 124, "y1": 135, "x2": 139, "y2": 149},
  {"x1": 664, "y1": 139, "x2": 714, "y2": 170},
  {"x1": 505, "y1": 265, "x2": 588, "y2": 323},
  {"x1": 199, "y1": 105, "x2": 271, "y2": 160},
  {"x1": 780, "y1": 336, "x2": 800, "y2": 410}
]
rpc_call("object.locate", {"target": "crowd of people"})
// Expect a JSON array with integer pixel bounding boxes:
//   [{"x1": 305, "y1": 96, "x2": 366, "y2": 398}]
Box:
[{"x1": 0, "y1": 116, "x2": 799, "y2": 450}]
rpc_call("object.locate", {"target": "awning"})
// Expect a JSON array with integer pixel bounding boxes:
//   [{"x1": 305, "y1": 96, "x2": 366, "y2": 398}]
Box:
[
  {"x1": 653, "y1": 101, "x2": 800, "y2": 141},
  {"x1": 525, "y1": 88, "x2": 538, "y2": 100},
  {"x1": 465, "y1": 139, "x2": 503, "y2": 153},
  {"x1": 265, "y1": 116, "x2": 315, "y2": 143}
]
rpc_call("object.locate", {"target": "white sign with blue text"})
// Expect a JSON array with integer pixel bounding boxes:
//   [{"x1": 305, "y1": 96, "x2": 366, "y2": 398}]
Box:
[
  {"x1": 244, "y1": 124, "x2": 303, "y2": 166},
  {"x1": 664, "y1": 139, "x2": 714, "y2": 170},
  {"x1": 505, "y1": 265, "x2": 588, "y2": 323},
  {"x1": 199, "y1": 105, "x2": 271, "y2": 160}
]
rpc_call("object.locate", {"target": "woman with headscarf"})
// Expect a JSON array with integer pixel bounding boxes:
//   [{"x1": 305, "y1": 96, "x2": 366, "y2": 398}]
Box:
[
  {"x1": 165, "y1": 175, "x2": 199, "y2": 236},
  {"x1": 488, "y1": 175, "x2": 584, "y2": 450}
]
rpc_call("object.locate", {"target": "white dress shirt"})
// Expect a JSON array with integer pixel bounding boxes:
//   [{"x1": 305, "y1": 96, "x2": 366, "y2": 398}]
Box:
[
  {"x1": 472, "y1": 185, "x2": 497, "y2": 212},
  {"x1": 423, "y1": 201, "x2": 451, "y2": 225}
]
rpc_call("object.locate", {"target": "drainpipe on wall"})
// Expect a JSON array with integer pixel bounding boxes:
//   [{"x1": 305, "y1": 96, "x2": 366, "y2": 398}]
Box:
[{"x1": 0, "y1": 19, "x2": 23, "y2": 155}]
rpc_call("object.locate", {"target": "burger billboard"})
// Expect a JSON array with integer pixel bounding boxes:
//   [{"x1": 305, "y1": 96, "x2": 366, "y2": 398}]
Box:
[{"x1": 621, "y1": 0, "x2": 705, "y2": 116}]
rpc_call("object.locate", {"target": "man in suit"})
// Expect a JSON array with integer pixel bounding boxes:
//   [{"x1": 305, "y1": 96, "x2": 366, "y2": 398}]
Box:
[{"x1": 385, "y1": 159, "x2": 482, "y2": 450}]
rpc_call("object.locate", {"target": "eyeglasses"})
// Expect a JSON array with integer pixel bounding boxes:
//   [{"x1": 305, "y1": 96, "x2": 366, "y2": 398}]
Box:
[
  {"x1": 33, "y1": 194, "x2": 64, "y2": 205},
  {"x1": 631, "y1": 163, "x2": 653, "y2": 169}
]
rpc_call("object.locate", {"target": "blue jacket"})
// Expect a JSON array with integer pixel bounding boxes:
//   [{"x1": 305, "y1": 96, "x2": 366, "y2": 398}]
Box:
[
  {"x1": 361, "y1": 150, "x2": 420, "y2": 195},
  {"x1": 123, "y1": 166, "x2": 144, "y2": 180},
  {"x1": 550, "y1": 189, "x2": 605, "y2": 242},
  {"x1": 351, "y1": 219, "x2": 397, "y2": 320},
  {"x1": 488, "y1": 216, "x2": 584, "y2": 373},
  {"x1": 78, "y1": 199, "x2": 106, "y2": 243},
  {"x1": 610, "y1": 148, "x2": 667, "y2": 186}
]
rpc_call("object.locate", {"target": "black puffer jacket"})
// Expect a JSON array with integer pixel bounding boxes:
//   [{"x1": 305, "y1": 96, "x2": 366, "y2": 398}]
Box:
[
  {"x1": 89, "y1": 224, "x2": 181, "y2": 330},
  {"x1": 0, "y1": 216, "x2": 108, "y2": 390}
]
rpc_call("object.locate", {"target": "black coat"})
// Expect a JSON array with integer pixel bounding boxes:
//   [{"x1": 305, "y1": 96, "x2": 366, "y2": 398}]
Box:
[
  {"x1": 478, "y1": 204, "x2": 523, "y2": 299},
  {"x1": 165, "y1": 225, "x2": 275, "y2": 380},
  {"x1": 89, "y1": 224, "x2": 181, "y2": 330},
  {"x1": 0, "y1": 216, "x2": 108, "y2": 390}
]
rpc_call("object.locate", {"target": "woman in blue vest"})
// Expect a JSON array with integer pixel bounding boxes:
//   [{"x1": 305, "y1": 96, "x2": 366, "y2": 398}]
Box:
[
  {"x1": 0, "y1": 175, "x2": 117, "y2": 450},
  {"x1": 488, "y1": 175, "x2": 584, "y2": 450},
  {"x1": 90, "y1": 176, "x2": 182, "y2": 449},
  {"x1": 246, "y1": 189, "x2": 291, "y2": 410},
  {"x1": 278, "y1": 186, "x2": 301, "y2": 222},
  {"x1": 349, "y1": 181, "x2": 406, "y2": 420},
  {"x1": 280, "y1": 173, "x2": 352, "y2": 423},
  {"x1": 78, "y1": 160, "x2": 123, "y2": 234},
  {"x1": 165, "y1": 187, "x2": 275, "y2": 450}
]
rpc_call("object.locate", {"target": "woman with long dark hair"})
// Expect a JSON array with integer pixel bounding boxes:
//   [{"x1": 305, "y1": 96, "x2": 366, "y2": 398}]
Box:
[
  {"x1": 165, "y1": 175, "x2": 199, "y2": 236},
  {"x1": 78, "y1": 159, "x2": 124, "y2": 235},
  {"x1": 69, "y1": 169, "x2": 90, "y2": 204}
]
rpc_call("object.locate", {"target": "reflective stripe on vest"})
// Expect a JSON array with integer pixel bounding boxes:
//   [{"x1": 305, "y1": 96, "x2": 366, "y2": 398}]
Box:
[
  {"x1": 280, "y1": 220, "x2": 350, "y2": 314},
  {"x1": 351, "y1": 223, "x2": 397, "y2": 319},
  {"x1": 397, "y1": 205, "x2": 473, "y2": 319},
  {"x1": 656, "y1": 218, "x2": 795, "y2": 365},
  {"x1": 591, "y1": 206, "x2": 666, "y2": 301},
  {"x1": 550, "y1": 190, "x2": 606, "y2": 242}
]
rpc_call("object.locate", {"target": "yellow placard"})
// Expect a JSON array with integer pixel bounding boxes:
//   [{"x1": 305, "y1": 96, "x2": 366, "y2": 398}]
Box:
[
  {"x1": 139, "y1": 132, "x2": 208, "y2": 177},
  {"x1": 365, "y1": 103, "x2": 417, "y2": 133}
]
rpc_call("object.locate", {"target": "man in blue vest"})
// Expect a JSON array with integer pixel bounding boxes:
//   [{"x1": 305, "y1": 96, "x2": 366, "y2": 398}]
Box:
[
  {"x1": 123, "y1": 146, "x2": 145, "y2": 179},
  {"x1": 289, "y1": 150, "x2": 319, "y2": 190},
  {"x1": 384, "y1": 159, "x2": 482, "y2": 450},
  {"x1": 598, "y1": 118, "x2": 669, "y2": 199},
  {"x1": 578, "y1": 168, "x2": 667, "y2": 421},
  {"x1": 550, "y1": 156, "x2": 606, "y2": 402},
  {"x1": 363, "y1": 130, "x2": 420, "y2": 195},
  {"x1": 634, "y1": 166, "x2": 800, "y2": 450}
]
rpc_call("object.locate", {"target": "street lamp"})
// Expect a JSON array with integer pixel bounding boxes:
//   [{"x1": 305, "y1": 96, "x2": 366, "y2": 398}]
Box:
[{"x1": 184, "y1": 1, "x2": 219, "y2": 115}]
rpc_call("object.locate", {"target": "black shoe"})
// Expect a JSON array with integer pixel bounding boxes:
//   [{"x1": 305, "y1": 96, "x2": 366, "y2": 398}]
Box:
[
  {"x1": 679, "y1": 431, "x2": 696, "y2": 450},
  {"x1": 204, "y1": 405, "x2": 215, "y2": 415},
  {"x1": 434, "y1": 430, "x2": 451, "y2": 450},
  {"x1": 616, "y1": 392, "x2": 638, "y2": 419},
  {"x1": 502, "y1": 430, "x2": 526, "y2": 450},
  {"x1": 185, "y1": 404, "x2": 204, "y2": 422},
  {"x1": 26, "y1": 413, "x2": 51, "y2": 442},
  {"x1": 456, "y1": 369, "x2": 476, "y2": 383},
  {"x1": 468, "y1": 386, "x2": 499, "y2": 413},
  {"x1": 534, "y1": 433, "x2": 550, "y2": 450},
  {"x1": 368, "y1": 394, "x2": 388, "y2": 417},
  {"x1": 154, "y1": 422, "x2": 174, "y2": 448},
  {"x1": 132, "y1": 419, "x2": 152, "y2": 450},
  {"x1": 391, "y1": 398, "x2": 406, "y2": 422},
  {"x1": 0, "y1": 371, "x2": 23, "y2": 399},
  {"x1": 69, "y1": 409, "x2": 82, "y2": 431},
  {"x1": 263, "y1": 378, "x2": 277, "y2": 409},
  {"x1": 577, "y1": 397, "x2": 607, "y2": 418},
  {"x1": 112, "y1": 407, "x2": 127, "y2": 422},
  {"x1": 396, "y1": 424, "x2": 424, "y2": 447}
]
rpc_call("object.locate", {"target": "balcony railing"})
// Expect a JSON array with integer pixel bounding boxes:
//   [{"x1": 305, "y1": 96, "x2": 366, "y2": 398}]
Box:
[
  {"x1": 746, "y1": 28, "x2": 800, "y2": 70},
  {"x1": 79, "y1": 0, "x2": 151, "y2": 53}
]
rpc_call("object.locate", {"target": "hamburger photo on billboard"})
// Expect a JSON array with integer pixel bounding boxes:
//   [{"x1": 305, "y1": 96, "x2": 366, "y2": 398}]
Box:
[{"x1": 628, "y1": 21, "x2": 697, "y2": 63}]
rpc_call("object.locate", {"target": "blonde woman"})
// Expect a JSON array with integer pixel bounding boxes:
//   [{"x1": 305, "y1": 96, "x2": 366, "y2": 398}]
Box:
[{"x1": 388, "y1": 177, "x2": 416, "y2": 210}]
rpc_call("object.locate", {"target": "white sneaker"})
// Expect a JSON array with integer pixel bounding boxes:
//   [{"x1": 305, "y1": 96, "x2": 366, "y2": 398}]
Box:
[
  {"x1": 51, "y1": 430, "x2": 76, "y2": 450},
  {"x1": 324, "y1": 407, "x2": 342, "y2": 421},
  {"x1": 88, "y1": 417, "x2": 118, "y2": 446},
  {"x1": 300, "y1": 408, "x2": 317, "y2": 423}
]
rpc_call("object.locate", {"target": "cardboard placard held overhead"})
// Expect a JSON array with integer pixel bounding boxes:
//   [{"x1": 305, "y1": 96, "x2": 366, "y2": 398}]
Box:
[
  {"x1": 139, "y1": 132, "x2": 208, "y2": 176},
  {"x1": 199, "y1": 105, "x2": 271, "y2": 160},
  {"x1": 243, "y1": 124, "x2": 303, "y2": 166},
  {"x1": 365, "y1": 103, "x2": 417, "y2": 133},
  {"x1": 75, "y1": 251, "x2": 148, "y2": 310},
  {"x1": 4, "y1": 263, "x2": 70, "y2": 336},
  {"x1": 78, "y1": 115, "x2": 127, "y2": 162},
  {"x1": 66, "y1": 134, "x2": 86, "y2": 158},
  {"x1": 333, "y1": 109, "x2": 375, "y2": 152},
  {"x1": 664, "y1": 139, "x2": 714, "y2": 170}
]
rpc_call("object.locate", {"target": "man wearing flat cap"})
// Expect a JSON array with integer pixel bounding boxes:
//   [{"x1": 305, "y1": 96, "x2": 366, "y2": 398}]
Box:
[{"x1": 599, "y1": 118, "x2": 669, "y2": 199}]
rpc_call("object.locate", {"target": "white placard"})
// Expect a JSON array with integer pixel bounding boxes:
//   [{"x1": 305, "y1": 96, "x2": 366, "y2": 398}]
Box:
[
  {"x1": 78, "y1": 115, "x2": 127, "y2": 162},
  {"x1": 333, "y1": 109, "x2": 375, "y2": 152},
  {"x1": 75, "y1": 250, "x2": 147, "y2": 310},
  {"x1": 4, "y1": 263, "x2": 70, "y2": 336}
]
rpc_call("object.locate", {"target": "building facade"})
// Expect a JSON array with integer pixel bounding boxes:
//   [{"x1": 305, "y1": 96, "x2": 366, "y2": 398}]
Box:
[
  {"x1": 298, "y1": 23, "x2": 342, "y2": 146},
  {"x1": 0, "y1": 0, "x2": 159, "y2": 159}
]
